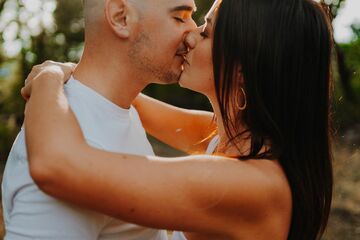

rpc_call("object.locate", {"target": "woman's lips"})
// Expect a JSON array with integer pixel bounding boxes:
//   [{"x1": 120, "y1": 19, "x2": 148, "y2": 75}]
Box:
[
  {"x1": 177, "y1": 54, "x2": 190, "y2": 72},
  {"x1": 181, "y1": 57, "x2": 190, "y2": 72},
  {"x1": 184, "y1": 58, "x2": 190, "y2": 65},
  {"x1": 181, "y1": 54, "x2": 190, "y2": 66}
]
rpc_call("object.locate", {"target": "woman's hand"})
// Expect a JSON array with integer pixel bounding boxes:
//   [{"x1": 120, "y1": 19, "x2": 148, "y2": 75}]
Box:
[{"x1": 21, "y1": 61, "x2": 76, "y2": 101}]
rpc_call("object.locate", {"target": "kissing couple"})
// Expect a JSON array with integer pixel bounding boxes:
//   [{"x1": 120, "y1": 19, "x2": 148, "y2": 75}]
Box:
[{"x1": 3, "y1": 0, "x2": 333, "y2": 239}]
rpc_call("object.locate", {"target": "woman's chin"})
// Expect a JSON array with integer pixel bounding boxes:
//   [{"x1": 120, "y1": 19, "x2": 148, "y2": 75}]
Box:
[
  {"x1": 178, "y1": 72, "x2": 190, "y2": 89},
  {"x1": 178, "y1": 76, "x2": 198, "y2": 93}
]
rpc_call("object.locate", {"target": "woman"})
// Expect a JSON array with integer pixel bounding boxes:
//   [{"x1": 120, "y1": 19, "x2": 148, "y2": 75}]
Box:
[{"x1": 22, "y1": 0, "x2": 333, "y2": 239}]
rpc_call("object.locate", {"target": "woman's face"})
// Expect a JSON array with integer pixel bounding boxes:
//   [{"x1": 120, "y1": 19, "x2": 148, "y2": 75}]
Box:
[{"x1": 178, "y1": 0, "x2": 222, "y2": 97}]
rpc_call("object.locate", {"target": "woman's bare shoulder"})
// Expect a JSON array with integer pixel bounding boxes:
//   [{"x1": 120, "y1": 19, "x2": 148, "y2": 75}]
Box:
[{"x1": 216, "y1": 158, "x2": 292, "y2": 238}]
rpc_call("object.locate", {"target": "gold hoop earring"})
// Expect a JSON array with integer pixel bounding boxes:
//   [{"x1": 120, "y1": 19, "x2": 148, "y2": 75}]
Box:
[{"x1": 238, "y1": 87, "x2": 247, "y2": 110}]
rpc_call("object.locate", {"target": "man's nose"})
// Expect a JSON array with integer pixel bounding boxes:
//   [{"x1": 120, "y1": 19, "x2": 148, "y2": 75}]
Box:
[
  {"x1": 188, "y1": 18, "x2": 197, "y2": 31},
  {"x1": 184, "y1": 28, "x2": 200, "y2": 50},
  {"x1": 183, "y1": 20, "x2": 198, "y2": 51}
]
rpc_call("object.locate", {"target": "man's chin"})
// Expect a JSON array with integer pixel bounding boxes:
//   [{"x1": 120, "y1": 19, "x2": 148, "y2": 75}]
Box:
[{"x1": 156, "y1": 71, "x2": 180, "y2": 85}]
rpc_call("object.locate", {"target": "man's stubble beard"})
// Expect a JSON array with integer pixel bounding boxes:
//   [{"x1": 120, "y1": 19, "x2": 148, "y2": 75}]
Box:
[{"x1": 127, "y1": 30, "x2": 180, "y2": 84}]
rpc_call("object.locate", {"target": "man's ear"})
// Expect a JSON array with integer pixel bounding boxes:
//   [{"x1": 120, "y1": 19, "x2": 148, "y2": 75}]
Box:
[{"x1": 105, "y1": 0, "x2": 131, "y2": 39}]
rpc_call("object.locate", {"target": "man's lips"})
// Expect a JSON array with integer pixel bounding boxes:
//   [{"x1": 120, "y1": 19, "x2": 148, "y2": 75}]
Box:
[
  {"x1": 176, "y1": 48, "x2": 188, "y2": 56},
  {"x1": 176, "y1": 49, "x2": 190, "y2": 73},
  {"x1": 176, "y1": 47, "x2": 189, "y2": 63}
]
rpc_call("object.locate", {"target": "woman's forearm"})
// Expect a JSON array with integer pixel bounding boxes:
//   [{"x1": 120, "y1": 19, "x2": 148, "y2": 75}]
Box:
[
  {"x1": 133, "y1": 93, "x2": 216, "y2": 153},
  {"x1": 25, "y1": 72, "x2": 87, "y2": 183}
]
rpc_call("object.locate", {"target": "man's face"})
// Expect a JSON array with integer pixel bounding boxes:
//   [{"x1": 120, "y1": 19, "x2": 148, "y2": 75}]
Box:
[{"x1": 128, "y1": 0, "x2": 197, "y2": 84}]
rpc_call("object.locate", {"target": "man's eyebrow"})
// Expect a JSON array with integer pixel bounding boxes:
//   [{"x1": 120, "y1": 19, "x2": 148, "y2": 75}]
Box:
[{"x1": 169, "y1": 5, "x2": 197, "y2": 13}]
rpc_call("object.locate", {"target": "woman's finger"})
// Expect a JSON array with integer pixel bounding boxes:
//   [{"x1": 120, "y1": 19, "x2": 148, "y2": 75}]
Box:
[
  {"x1": 21, "y1": 86, "x2": 30, "y2": 101},
  {"x1": 25, "y1": 64, "x2": 46, "y2": 85},
  {"x1": 21, "y1": 60, "x2": 77, "y2": 101},
  {"x1": 42, "y1": 61, "x2": 76, "y2": 83}
]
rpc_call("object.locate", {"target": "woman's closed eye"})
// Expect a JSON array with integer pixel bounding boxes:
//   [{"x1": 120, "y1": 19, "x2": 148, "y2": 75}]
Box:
[{"x1": 200, "y1": 31, "x2": 209, "y2": 38}]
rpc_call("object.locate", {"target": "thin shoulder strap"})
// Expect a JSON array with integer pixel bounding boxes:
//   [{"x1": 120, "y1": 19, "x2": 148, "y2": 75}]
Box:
[{"x1": 205, "y1": 135, "x2": 220, "y2": 154}]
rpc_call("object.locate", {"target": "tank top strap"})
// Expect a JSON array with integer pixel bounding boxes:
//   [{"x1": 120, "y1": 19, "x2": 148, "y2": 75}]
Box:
[
  {"x1": 205, "y1": 135, "x2": 220, "y2": 154},
  {"x1": 172, "y1": 231, "x2": 187, "y2": 240}
]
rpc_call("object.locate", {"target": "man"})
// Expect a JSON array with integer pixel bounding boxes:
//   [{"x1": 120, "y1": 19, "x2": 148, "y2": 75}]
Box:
[{"x1": 2, "y1": 0, "x2": 196, "y2": 239}]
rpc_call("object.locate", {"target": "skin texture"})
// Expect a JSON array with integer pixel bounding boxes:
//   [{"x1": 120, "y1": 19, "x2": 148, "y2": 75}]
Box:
[
  {"x1": 22, "y1": 1, "x2": 292, "y2": 239},
  {"x1": 73, "y1": 0, "x2": 197, "y2": 110},
  {"x1": 125, "y1": 0, "x2": 198, "y2": 84},
  {"x1": 133, "y1": 94, "x2": 216, "y2": 154}
]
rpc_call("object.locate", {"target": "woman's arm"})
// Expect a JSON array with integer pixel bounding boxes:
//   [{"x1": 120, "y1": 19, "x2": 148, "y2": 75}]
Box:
[
  {"x1": 23, "y1": 60, "x2": 216, "y2": 154},
  {"x1": 133, "y1": 94, "x2": 216, "y2": 154},
  {"x1": 25, "y1": 69, "x2": 280, "y2": 235}
]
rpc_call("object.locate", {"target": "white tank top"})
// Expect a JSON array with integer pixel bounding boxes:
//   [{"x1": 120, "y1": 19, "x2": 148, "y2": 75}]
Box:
[{"x1": 171, "y1": 136, "x2": 220, "y2": 240}]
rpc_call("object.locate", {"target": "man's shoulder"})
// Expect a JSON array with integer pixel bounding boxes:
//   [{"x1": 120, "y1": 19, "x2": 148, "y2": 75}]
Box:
[
  {"x1": 86, "y1": 138, "x2": 105, "y2": 150},
  {"x1": 6, "y1": 128, "x2": 27, "y2": 161}
]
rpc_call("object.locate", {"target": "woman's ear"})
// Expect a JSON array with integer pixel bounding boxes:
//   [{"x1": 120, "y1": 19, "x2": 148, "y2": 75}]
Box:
[
  {"x1": 105, "y1": 0, "x2": 131, "y2": 39},
  {"x1": 236, "y1": 65, "x2": 244, "y2": 85}
]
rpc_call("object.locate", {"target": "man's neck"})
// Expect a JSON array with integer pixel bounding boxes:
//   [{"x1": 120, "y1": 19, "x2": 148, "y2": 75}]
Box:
[{"x1": 72, "y1": 50, "x2": 147, "y2": 109}]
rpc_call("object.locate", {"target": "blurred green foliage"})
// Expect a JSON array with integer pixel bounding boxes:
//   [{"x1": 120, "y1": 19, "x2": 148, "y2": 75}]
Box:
[
  {"x1": 0, "y1": 0, "x2": 85, "y2": 161},
  {"x1": 0, "y1": 0, "x2": 359, "y2": 162},
  {"x1": 333, "y1": 36, "x2": 360, "y2": 130}
]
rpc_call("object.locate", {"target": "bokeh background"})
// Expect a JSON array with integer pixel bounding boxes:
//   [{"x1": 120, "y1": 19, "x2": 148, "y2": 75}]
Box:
[{"x1": 0, "y1": 0, "x2": 359, "y2": 239}]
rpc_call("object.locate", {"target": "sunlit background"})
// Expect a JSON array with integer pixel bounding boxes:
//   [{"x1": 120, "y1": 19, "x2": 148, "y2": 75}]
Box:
[
  {"x1": 1, "y1": 0, "x2": 360, "y2": 56},
  {"x1": 0, "y1": 0, "x2": 359, "y2": 239}
]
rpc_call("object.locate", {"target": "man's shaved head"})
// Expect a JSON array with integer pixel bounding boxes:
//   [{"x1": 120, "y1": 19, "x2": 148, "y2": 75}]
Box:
[
  {"x1": 83, "y1": 0, "x2": 104, "y2": 19},
  {"x1": 82, "y1": 0, "x2": 105, "y2": 38},
  {"x1": 82, "y1": 0, "x2": 145, "y2": 23},
  {"x1": 82, "y1": 0, "x2": 146, "y2": 39}
]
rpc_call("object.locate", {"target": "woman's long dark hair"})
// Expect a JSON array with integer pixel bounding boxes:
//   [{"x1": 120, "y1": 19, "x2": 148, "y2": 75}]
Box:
[{"x1": 212, "y1": 0, "x2": 333, "y2": 239}]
